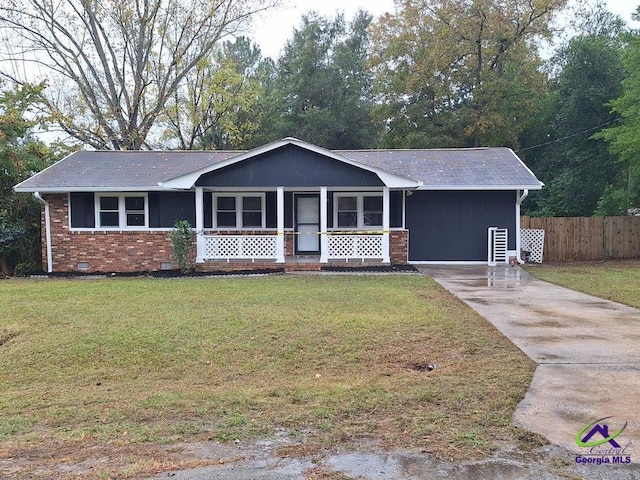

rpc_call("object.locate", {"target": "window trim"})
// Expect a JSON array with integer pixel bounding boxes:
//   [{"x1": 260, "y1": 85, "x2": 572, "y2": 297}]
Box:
[
  {"x1": 213, "y1": 193, "x2": 266, "y2": 230},
  {"x1": 95, "y1": 193, "x2": 149, "y2": 230},
  {"x1": 333, "y1": 193, "x2": 383, "y2": 230}
]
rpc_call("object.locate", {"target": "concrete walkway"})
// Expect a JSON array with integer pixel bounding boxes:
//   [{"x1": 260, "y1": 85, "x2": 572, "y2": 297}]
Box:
[{"x1": 420, "y1": 265, "x2": 640, "y2": 460}]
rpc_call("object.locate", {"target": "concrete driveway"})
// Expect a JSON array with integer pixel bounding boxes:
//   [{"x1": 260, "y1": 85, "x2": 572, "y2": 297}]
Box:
[{"x1": 420, "y1": 265, "x2": 640, "y2": 461}]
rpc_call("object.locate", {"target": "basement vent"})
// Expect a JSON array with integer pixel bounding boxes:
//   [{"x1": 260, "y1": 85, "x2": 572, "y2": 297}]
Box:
[
  {"x1": 488, "y1": 227, "x2": 508, "y2": 266},
  {"x1": 77, "y1": 262, "x2": 90, "y2": 271},
  {"x1": 160, "y1": 262, "x2": 174, "y2": 271}
]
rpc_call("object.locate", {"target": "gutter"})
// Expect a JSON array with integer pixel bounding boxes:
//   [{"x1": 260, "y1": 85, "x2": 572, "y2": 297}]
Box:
[
  {"x1": 33, "y1": 192, "x2": 53, "y2": 273},
  {"x1": 515, "y1": 190, "x2": 529, "y2": 264}
]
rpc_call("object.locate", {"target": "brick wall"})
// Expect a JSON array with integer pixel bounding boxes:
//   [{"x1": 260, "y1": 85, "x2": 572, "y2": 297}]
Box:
[
  {"x1": 45, "y1": 194, "x2": 175, "y2": 273},
  {"x1": 42, "y1": 195, "x2": 410, "y2": 273},
  {"x1": 390, "y1": 230, "x2": 409, "y2": 264}
]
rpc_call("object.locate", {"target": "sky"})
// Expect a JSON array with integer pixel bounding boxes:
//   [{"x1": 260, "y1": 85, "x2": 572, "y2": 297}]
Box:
[{"x1": 250, "y1": 0, "x2": 639, "y2": 59}]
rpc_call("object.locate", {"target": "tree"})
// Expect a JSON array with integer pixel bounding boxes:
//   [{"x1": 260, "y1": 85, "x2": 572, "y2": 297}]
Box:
[
  {"x1": 275, "y1": 10, "x2": 380, "y2": 149},
  {"x1": 0, "y1": 82, "x2": 58, "y2": 275},
  {"x1": 521, "y1": 2, "x2": 627, "y2": 216},
  {"x1": 595, "y1": 7, "x2": 640, "y2": 213},
  {"x1": 245, "y1": 57, "x2": 285, "y2": 148},
  {"x1": 163, "y1": 37, "x2": 268, "y2": 150},
  {"x1": 0, "y1": 0, "x2": 276, "y2": 150},
  {"x1": 370, "y1": 0, "x2": 566, "y2": 148}
]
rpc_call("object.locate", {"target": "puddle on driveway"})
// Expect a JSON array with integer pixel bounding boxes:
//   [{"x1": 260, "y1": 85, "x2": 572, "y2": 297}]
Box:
[
  {"x1": 322, "y1": 444, "x2": 640, "y2": 480},
  {"x1": 324, "y1": 451, "x2": 532, "y2": 479}
]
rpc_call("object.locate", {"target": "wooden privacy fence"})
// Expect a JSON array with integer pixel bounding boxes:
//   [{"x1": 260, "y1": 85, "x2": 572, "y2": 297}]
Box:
[{"x1": 521, "y1": 216, "x2": 640, "y2": 262}]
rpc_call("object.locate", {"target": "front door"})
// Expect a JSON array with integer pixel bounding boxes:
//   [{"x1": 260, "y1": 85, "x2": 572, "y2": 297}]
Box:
[{"x1": 295, "y1": 195, "x2": 320, "y2": 254}]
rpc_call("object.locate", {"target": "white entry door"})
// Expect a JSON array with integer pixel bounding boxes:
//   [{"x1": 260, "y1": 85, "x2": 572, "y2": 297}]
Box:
[{"x1": 295, "y1": 195, "x2": 320, "y2": 254}]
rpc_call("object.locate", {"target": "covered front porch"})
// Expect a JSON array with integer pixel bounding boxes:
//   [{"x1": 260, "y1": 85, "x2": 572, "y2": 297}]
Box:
[
  {"x1": 194, "y1": 186, "x2": 398, "y2": 265},
  {"x1": 154, "y1": 138, "x2": 419, "y2": 269}
]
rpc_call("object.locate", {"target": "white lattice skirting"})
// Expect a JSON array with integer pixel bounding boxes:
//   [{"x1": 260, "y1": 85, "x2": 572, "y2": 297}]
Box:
[
  {"x1": 520, "y1": 229, "x2": 545, "y2": 263},
  {"x1": 203, "y1": 235, "x2": 277, "y2": 260},
  {"x1": 328, "y1": 234, "x2": 383, "y2": 260}
]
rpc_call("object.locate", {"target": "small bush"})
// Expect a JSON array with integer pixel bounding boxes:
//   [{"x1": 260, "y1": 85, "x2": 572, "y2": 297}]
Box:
[{"x1": 168, "y1": 220, "x2": 195, "y2": 273}]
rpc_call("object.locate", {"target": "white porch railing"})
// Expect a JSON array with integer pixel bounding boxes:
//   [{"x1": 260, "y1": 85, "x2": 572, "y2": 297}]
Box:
[
  {"x1": 327, "y1": 233, "x2": 383, "y2": 260},
  {"x1": 200, "y1": 232, "x2": 386, "y2": 262},
  {"x1": 203, "y1": 235, "x2": 278, "y2": 261}
]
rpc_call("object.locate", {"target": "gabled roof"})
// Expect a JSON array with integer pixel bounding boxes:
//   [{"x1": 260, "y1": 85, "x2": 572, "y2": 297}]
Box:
[
  {"x1": 159, "y1": 138, "x2": 419, "y2": 189},
  {"x1": 14, "y1": 138, "x2": 543, "y2": 193}
]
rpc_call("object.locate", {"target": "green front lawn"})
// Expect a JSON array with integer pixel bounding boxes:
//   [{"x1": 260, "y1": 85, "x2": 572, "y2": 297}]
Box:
[
  {"x1": 0, "y1": 275, "x2": 535, "y2": 477},
  {"x1": 525, "y1": 260, "x2": 640, "y2": 309}
]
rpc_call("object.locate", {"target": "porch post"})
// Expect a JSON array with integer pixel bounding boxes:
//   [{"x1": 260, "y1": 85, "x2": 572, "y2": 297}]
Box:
[
  {"x1": 382, "y1": 187, "x2": 391, "y2": 264},
  {"x1": 195, "y1": 186, "x2": 205, "y2": 263},
  {"x1": 276, "y1": 187, "x2": 285, "y2": 263},
  {"x1": 320, "y1": 187, "x2": 328, "y2": 263}
]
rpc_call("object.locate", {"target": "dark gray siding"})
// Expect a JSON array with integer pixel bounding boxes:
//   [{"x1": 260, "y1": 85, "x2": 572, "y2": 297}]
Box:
[
  {"x1": 196, "y1": 145, "x2": 384, "y2": 188},
  {"x1": 265, "y1": 192, "x2": 277, "y2": 229},
  {"x1": 406, "y1": 191, "x2": 516, "y2": 261},
  {"x1": 390, "y1": 190, "x2": 403, "y2": 228},
  {"x1": 148, "y1": 192, "x2": 196, "y2": 228},
  {"x1": 204, "y1": 192, "x2": 213, "y2": 228}
]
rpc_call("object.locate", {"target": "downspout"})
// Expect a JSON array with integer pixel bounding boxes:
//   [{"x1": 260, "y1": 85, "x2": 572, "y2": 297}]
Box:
[
  {"x1": 33, "y1": 192, "x2": 53, "y2": 273},
  {"x1": 515, "y1": 190, "x2": 528, "y2": 264}
]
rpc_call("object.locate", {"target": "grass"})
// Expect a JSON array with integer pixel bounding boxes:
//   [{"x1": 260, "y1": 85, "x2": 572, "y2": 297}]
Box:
[
  {"x1": 525, "y1": 260, "x2": 640, "y2": 309},
  {"x1": 0, "y1": 275, "x2": 536, "y2": 478}
]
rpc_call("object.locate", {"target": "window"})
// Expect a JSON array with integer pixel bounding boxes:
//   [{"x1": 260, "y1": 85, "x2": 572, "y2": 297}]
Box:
[
  {"x1": 216, "y1": 196, "x2": 237, "y2": 227},
  {"x1": 96, "y1": 194, "x2": 147, "y2": 229},
  {"x1": 99, "y1": 196, "x2": 120, "y2": 227},
  {"x1": 337, "y1": 196, "x2": 357, "y2": 228},
  {"x1": 125, "y1": 196, "x2": 146, "y2": 226},
  {"x1": 242, "y1": 196, "x2": 262, "y2": 228},
  {"x1": 214, "y1": 194, "x2": 265, "y2": 229},
  {"x1": 363, "y1": 196, "x2": 383, "y2": 227},
  {"x1": 334, "y1": 194, "x2": 383, "y2": 229}
]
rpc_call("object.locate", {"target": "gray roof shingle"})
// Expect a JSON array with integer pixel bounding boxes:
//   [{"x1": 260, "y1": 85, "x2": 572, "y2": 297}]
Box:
[
  {"x1": 15, "y1": 141, "x2": 542, "y2": 192},
  {"x1": 336, "y1": 147, "x2": 542, "y2": 189},
  {"x1": 15, "y1": 150, "x2": 240, "y2": 191}
]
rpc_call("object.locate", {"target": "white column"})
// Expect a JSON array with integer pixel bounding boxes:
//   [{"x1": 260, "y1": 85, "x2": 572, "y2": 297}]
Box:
[
  {"x1": 276, "y1": 187, "x2": 285, "y2": 263},
  {"x1": 320, "y1": 187, "x2": 328, "y2": 263},
  {"x1": 382, "y1": 187, "x2": 391, "y2": 263},
  {"x1": 195, "y1": 187, "x2": 205, "y2": 263},
  {"x1": 515, "y1": 189, "x2": 528, "y2": 264}
]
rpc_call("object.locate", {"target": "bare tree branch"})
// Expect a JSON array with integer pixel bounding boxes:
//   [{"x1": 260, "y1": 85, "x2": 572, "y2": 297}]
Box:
[{"x1": 0, "y1": 0, "x2": 277, "y2": 149}]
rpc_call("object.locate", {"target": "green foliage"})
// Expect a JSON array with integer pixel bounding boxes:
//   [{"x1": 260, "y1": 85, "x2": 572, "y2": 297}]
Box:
[
  {"x1": 595, "y1": 24, "x2": 640, "y2": 211},
  {"x1": 0, "y1": 224, "x2": 26, "y2": 253},
  {"x1": 275, "y1": 10, "x2": 380, "y2": 149},
  {"x1": 168, "y1": 220, "x2": 195, "y2": 273},
  {"x1": 370, "y1": 0, "x2": 562, "y2": 149},
  {"x1": 163, "y1": 37, "x2": 270, "y2": 150},
  {"x1": 0, "y1": 82, "x2": 57, "y2": 275},
  {"x1": 594, "y1": 185, "x2": 630, "y2": 216},
  {"x1": 522, "y1": 23, "x2": 626, "y2": 216}
]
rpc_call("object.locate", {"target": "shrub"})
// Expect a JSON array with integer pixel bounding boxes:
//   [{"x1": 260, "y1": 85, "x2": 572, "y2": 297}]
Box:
[{"x1": 168, "y1": 220, "x2": 195, "y2": 273}]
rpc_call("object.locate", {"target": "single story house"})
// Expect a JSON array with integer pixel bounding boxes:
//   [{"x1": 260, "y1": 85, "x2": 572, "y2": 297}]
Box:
[{"x1": 14, "y1": 137, "x2": 543, "y2": 273}]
